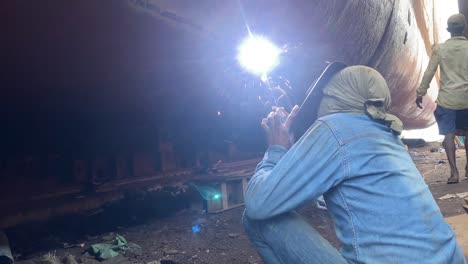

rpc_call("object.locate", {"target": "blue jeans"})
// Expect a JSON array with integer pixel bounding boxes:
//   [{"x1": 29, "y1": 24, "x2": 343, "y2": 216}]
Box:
[
  {"x1": 243, "y1": 211, "x2": 348, "y2": 264},
  {"x1": 434, "y1": 105, "x2": 468, "y2": 135}
]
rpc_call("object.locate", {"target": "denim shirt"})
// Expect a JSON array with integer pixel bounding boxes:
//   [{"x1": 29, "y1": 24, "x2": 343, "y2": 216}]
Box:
[{"x1": 245, "y1": 113, "x2": 465, "y2": 264}]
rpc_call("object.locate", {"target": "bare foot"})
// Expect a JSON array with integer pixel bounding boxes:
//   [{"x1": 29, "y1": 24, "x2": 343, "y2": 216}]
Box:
[
  {"x1": 448, "y1": 170, "x2": 459, "y2": 184},
  {"x1": 448, "y1": 176, "x2": 459, "y2": 184}
]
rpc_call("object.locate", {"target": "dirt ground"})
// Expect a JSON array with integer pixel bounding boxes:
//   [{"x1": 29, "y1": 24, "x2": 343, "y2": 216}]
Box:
[
  {"x1": 11, "y1": 204, "x2": 336, "y2": 264},
  {"x1": 411, "y1": 142, "x2": 468, "y2": 217},
  {"x1": 9, "y1": 142, "x2": 468, "y2": 264}
]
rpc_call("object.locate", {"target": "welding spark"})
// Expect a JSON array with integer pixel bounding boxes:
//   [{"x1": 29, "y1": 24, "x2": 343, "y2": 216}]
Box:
[{"x1": 238, "y1": 36, "x2": 282, "y2": 76}]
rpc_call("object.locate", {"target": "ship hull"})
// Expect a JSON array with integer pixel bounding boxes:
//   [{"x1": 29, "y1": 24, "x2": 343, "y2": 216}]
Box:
[
  {"x1": 0, "y1": 0, "x2": 451, "y2": 229},
  {"x1": 128, "y1": 0, "x2": 441, "y2": 128}
]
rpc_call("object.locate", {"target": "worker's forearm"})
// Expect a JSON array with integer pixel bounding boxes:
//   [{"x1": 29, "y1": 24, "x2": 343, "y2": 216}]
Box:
[
  {"x1": 244, "y1": 122, "x2": 344, "y2": 220},
  {"x1": 417, "y1": 47, "x2": 439, "y2": 97},
  {"x1": 417, "y1": 74, "x2": 433, "y2": 97},
  {"x1": 417, "y1": 66, "x2": 438, "y2": 96},
  {"x1": 416, "y1": 86, "x2": 428, "y2": 97},
  {"x1": 245, "y1": 145, "x2": 287, "y2": 219}
]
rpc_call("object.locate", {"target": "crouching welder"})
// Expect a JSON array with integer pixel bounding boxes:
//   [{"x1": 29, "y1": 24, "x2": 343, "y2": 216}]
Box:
[{"x1": 243, "y1": 65, "x2": 465, "y2": 264}]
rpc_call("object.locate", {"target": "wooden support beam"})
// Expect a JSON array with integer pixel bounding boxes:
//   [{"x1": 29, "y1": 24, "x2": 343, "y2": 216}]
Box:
[
  {"x1": 459, "y1": 0, "x2": 468, "y2": 38},
  {"x1": 0, "y1": 158, "x2": 258, "y2": 228},
  {"x1": 220, "y1": 183, "x2": 229, "y2": 210},
  {"x1": 202, "y1": 176, "x2": 250, "y2": 213}
]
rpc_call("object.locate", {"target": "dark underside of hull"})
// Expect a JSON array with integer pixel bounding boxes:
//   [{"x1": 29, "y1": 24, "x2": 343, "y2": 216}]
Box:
[{"x1": 0, "y1": 0, "x2": 467, "y2": 228}]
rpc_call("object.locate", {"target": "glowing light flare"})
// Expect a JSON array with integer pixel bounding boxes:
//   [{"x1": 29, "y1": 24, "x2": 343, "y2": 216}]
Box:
[
  {"x1": 238, "y1": 36, "x2": 282, "y2": 75},
  {"x1": 212, "y1": 194, "x2": 221, "y2": 200}
]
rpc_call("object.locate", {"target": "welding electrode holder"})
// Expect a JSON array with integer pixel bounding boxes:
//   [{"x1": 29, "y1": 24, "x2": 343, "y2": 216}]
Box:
[{"x1": 292, "y1": 62, "x2": 348, "y2": 138}]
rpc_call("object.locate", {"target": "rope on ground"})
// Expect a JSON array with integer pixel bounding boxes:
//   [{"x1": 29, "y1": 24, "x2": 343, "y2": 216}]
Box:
[{"x1": 422, "y1": 163, "x2": 443, "y2": 177}]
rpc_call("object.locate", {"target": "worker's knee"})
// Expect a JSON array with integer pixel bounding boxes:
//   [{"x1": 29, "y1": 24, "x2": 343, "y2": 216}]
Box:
[
  {"x1": 443, "y1": 134, "x2": 455, "y2": 146},
  {"x1": 242, "y1": 210, "x2": 262, "y2": 239},
  {"x1": 242, "y1": 210, "x2": 255, "y2": 233}
]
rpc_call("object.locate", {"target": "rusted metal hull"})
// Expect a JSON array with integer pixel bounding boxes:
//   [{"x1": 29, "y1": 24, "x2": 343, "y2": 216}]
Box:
[{"x1": 128, "y1": 0, "x2": 444, "y2": 128}]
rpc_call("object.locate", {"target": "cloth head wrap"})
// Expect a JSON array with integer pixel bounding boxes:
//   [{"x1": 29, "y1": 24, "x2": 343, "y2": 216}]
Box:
[{"x1": 318, "y1": 65, "x2": 403, "y2": 134}]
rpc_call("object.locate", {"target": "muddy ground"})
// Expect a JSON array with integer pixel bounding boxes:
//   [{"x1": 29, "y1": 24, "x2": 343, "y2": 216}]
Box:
[{"x1": 8, "y1": 143, "x2": 468, "y2": 264}]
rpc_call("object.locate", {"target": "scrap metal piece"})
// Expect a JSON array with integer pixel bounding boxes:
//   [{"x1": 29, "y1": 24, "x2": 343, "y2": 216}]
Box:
[{"x1": 0, "y1": 231, "x2": 13, "y2": 264}]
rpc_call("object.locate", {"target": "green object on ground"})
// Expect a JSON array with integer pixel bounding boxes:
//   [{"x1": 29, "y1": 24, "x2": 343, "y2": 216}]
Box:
[{"x1": 88, "y1": 234, "x2": 139, "y2": 260}]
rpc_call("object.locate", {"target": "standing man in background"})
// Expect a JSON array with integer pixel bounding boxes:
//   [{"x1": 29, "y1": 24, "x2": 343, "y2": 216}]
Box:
[{"x1": 416, "y1": 13, "x2": 468, "y2": 184}]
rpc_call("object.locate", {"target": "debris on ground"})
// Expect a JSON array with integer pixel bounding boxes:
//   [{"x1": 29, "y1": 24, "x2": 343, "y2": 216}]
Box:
[
  {"x1": 430, "y1": 147, "x2": 445, "y2": 153},
  {"x1": 228, "y1": 233, "x2": 240, "y2": 238},
  {"x1": 62, "y1": 253, "x2": 78, "y2": 264},
  {"x1": 0, "y1": 230, "x2": 14, "y2": 264},
  {"x1": 455, "y1": 136, "x2": 465, "y2": 149},
  {"x1": 62, "y1": 243, "x2": 85, "y2": 249},
  {"x1": 439, "y1": 194, "x2": 459, "y2": 200},
  {"x1": 88, "y1": 234, "x2": 140, "y2": 260},
  {"x1": 401, "y1": 138, "x2": 426, "y2": 148},
  {"x1": 39, "y1": 252, "x2": 60, "y2": 264},
  {"x1": 7, "y1": 144, "x2": 468, "y2": 264},
  {"x1": 439, "y1": 192, "x2": 468, "y2": 200},
  {"x1": 463, "y1": 198, "x2": 468, "y2": 214},
  {"x1": 163, "y1": 249, "x2": 180, "y2": 255},
  {"x1": 421, "y1": 163, "x2": 445, "y2": 178}
]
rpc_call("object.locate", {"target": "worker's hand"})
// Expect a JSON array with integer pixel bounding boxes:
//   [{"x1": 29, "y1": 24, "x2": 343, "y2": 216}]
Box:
[
  {"x1": 261, "y1": 105, "x2": 300, "y2": 149},
  {"x1": 416, "y1": 96, "x2": 423, "y2": 109}
]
